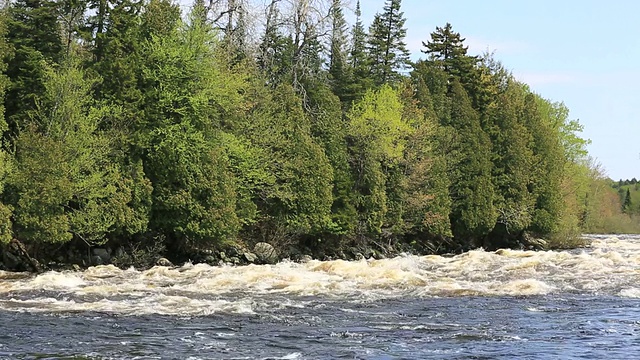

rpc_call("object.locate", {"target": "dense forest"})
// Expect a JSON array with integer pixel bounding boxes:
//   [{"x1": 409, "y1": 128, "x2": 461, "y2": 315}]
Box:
[{"x1": 0, "y1": 0, "x2": 637, "y2": 269}]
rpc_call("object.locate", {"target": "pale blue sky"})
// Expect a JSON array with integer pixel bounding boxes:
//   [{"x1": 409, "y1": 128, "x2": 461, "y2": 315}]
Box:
[{"x1": 360, "y1": 0, "x2": 639, "y2": 180}]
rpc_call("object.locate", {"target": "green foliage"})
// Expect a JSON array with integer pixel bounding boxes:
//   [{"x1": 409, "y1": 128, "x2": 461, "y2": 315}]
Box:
[
  {"x1": 9, "y1": 61, "x2": 138, "y2": 245},
  {"x1": 367, "y1": 0, "x2": 411, "y2": 85},
  {"x1": 347, "y1": 85, "x2": 412, "y2": 235},
  {"x1": 346, "y1": 0, "x2": 373, "y2": 102},
  {"x1": 328, "y1": 0, "x2": 350, "y2": 101},
  {"x1": 399, "y1": 83, "x2": 451, "y2": 241},
  {"x1": 146, "y1": 122, "x2": 239, "y2": 248},
  {"x1": 246, "y1": 84, "x2": 334, "y2": 237},
  {"x1": 445, "y1": 80, "x2": 496, "y2": 243},
  {"x1": 306, "y1": 83, "x2": 357, "y2": 236},
  {"x1": 485, "y1": 80, "x2": 536, "y2": 237},
  {"x1": 0, "y1": 0, "x2": 627, "y2": 265},
  {"x1": 4, "y1": 0, "x2": 63, "y2": 137}
]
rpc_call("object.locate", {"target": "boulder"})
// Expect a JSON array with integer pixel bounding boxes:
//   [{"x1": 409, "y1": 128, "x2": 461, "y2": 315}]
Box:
[
  {"x1": 253, "y1": 242, "x2": 278, "y2": 264},
  {"x1": 91, "y1": 255, "x2": 104, "y2": 266},
  {"x1": 3, "y1": 239, "x2": 42, "y2": 272},
  {"x1": 243, "y1": 252, "x2": 258, "y2": 263},
  {"x1": 156, "y1": 257, "x2": 174, "y2": 267},
  {"x1": 527, "y1": 238, "x2": 548, "y2": 250},
  {"x1": 92, "y1": 248, "x2": 111, "y2": 263},
  {"x1": 299, "y1": 255, "x2": 313, "y2": 263}
]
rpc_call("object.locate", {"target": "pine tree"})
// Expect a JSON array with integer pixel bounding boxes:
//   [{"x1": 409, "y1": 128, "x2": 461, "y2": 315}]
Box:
[
  {"x1": 366, "y1": 0, "x2": 410, "y2": 85},
  {"x1": 623, "y1": 188, "x2": 632, "y2": 213},
  {"x1": 422, "y1": 23, "x2": 488, "y2": 110},
  {"x1": 328, "y1": 0, "x2": 351, "y2": 102},
  {"x1": 4, "y1": 0, "x2": 63, "y2": 138},
  {"x1": 422, "y1": 23, "x2": 474, "y2": 77},
  {"x1": 346, "y1": 0, "x2": 371, "y2": 101}
]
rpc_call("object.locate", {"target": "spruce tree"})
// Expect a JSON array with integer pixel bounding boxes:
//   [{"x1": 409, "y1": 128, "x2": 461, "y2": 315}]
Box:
[
  {"x1": 328, "y1": 0, "x2": 351, "y2": 103},
  {"x1": 4, "y1": 0, "x2": 63, "y2": 138},
  {"x1": 422, "y1": 23, "x2": 488, "y2": 110},
  {"x1": 366, "y1": 0, "x2": 410, "y2": 85},
  {"x1": 347, "y1": 0, "x2": 371, "y2": 101},
  {"x1": 422, "y1": 23, "x2": 474, "y2": 77},
  {"x1": 623, "y1": 188, "x2": 632, "y2": 213}
]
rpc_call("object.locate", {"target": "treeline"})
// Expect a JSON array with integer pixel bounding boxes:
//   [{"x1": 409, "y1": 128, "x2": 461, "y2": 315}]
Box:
[{"x1": 0, "y1": 0, "x2": 633, "y2": 263}]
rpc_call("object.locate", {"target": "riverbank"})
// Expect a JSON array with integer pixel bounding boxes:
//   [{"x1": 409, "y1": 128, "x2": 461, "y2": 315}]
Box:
[{"x1": 0, "y1": 231, "x2": 565, "y2": 273}]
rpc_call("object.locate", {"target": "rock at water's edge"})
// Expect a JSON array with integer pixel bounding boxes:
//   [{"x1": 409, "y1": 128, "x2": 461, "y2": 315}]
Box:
[
  {"x1": 92, "y1": 248, "x2": 111, "y2": 263},
  {"x1": 253, "y1": 242, "x2": 278, "y2": 264},
  {"x1": 156, "y1": 257, "x2": 174, "y2": 267},
  {"x1": 243, "y1": 252, "x2": 258, "y2": 263}
]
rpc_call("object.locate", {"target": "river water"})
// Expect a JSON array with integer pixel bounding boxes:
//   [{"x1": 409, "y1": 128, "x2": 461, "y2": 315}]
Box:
[{"x1": 1, "y1": 234, "x2": 640, "y2": 359}]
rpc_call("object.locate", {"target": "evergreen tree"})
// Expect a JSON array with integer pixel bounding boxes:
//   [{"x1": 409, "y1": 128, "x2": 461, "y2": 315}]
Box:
[
  {"x1": 0, "y1": 5, "x2": 10, "y2": 130},
  {"x1": 0, "y1": 8, "x2": 13, "y2": 244},
  {"x1": 346, "y1": 0, "x2": 371, "y2": 101},
  {"x1": 422, "y1": 23, "x2": 488, "y2": 110},
  {"x1": 366, "y1": 0, "x2": 410, "y2": 85},
  {"x1": 328, "y1": 0, "x2": 351, "y2": 103},
  {"x1": 398, "y1": 82, "x2": 452, "y2": 245},
  {"x1": 9, "y1": 59, "x2": 143, "y2": 245},
  {"x1": 446, "y1": 80, "x2": 496, "y2": 246},
  {"x1": 523, "y1": 93, "x2": 565, "y2": 237},
  {"x1": 4, "y1": 0, "x2": 63, "y2": 138},
  {"x1": 306, "y1": 82, "x2": 357, "y2": 240},
  {"x1": 485, "y1": 80, "x2": 536, "y2": 246},
  {"x1": 422, "y1": 23, "x2": 474, "y2": 77},
  {"x1": 623, "y1": 188, "x2": 632, "y2": 213},
  {"x1": 139, "y1": 4, "x2": 249, "y2": 250},
  {"x1": 347, "y1": 85, "x2": 412, "y2": 235}
]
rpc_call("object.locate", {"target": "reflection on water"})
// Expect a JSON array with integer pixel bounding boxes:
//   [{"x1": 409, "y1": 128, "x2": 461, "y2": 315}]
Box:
[{"x1": 0, "y1": 235, "x2": 639, "y2": 359}]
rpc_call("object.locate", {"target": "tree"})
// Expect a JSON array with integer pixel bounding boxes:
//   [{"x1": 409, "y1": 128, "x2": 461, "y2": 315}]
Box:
[
  {"x1": 485, "y1": 80, "x2": 536, "y2": 246},
  {"x1": 422, "y1": 23, "x2": 474, "y2": 77},
  {"x1": 347, "y1": 85, "x2": 412, "y2": 235},
  {"x1": 422, "y1": 23, "x2": 489, "y2": 110},
  {"x1": 623, "y1": 188, "x2": 632, "y2": 213},
  {"x1": 524, "y1": 93, "x2": 565, "y2": 237},
  {"x1": 346, "y1": 0, "x2": 371, "y2": 102},
  {"x1": 327, "y1": 0, "x2": 350, "y2": 102},
  {"x1": 4, "y1": 0, "x2": 63, "y2": 138},
  {"x1": 367, "y1": 0, "x2": 410, "y2": 85},
  {"x1": 0, "y1": 7, "x2": 13, "y2": 244},
  {"x1": 139, "y1": 4, "x2": 249, "y2": 250},
  {"x1": 241, "y1": 84, "x2": 334, "y2": 246},
  {"x1": 9, "y1": 59, "x2": 145, "y2": 246},
  {"x1": 446, "y1": 80, "x2": 496, "y2": 246},
  {"x1": 398, "y1": 81, "x2": 451, "y2": 245}
]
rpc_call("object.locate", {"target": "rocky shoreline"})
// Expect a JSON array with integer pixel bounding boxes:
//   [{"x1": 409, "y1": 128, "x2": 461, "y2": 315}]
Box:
[{"x1": 0, "y1": 232, "x2": 557, "y2": 273}]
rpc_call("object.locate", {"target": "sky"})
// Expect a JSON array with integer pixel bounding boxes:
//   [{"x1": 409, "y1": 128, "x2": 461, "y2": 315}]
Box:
[{"x1": 358, "y1": 0, "x2": 640, "y2": 180}]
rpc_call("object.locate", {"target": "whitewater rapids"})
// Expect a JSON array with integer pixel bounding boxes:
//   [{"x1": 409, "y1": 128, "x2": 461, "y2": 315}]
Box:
[{"x1": 1, "y1": 234, "x2": 639, "y2": 316}]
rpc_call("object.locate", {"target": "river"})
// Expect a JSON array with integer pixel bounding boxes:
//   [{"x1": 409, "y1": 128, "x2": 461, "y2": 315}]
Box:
[{"x1": 1, "y1": 234, "x2": 639, "y2": 359}]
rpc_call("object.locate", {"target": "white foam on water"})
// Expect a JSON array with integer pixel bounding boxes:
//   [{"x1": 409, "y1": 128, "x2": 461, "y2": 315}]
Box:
[
  {"x1": 1, "y1": 235, "x2": 639, "y2": 315},
  {"x1": 619, "y1": 288, "x2": 640, "y2": 298}
]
